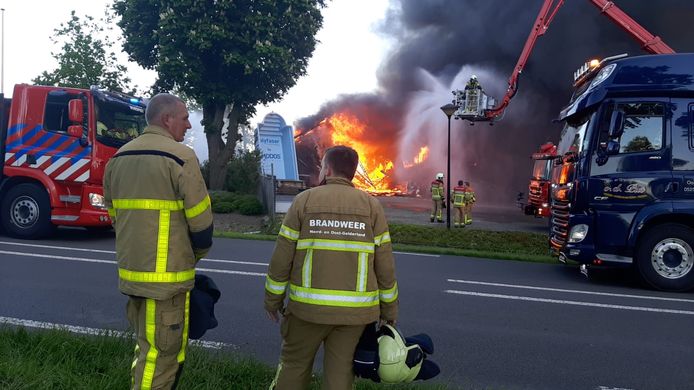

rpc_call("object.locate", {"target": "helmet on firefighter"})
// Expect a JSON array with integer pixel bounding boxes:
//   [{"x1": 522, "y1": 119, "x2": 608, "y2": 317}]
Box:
[
  {"x1": 435, "y1": 173, "x2": 444, "y2": 180},
  {"x1": 377, "y1": 325, "x2": 440, "y2": 384},
  {"x1": 471, "y1": 74, "x2": 477, "y2": 80}
]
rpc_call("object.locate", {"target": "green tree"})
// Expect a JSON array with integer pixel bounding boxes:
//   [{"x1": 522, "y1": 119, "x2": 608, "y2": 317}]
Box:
[
  {"x1": 33, "y1": 10, "x2": 133, "y2": 93},
  {"x1": 114, "y1": 0, "x2": 325, "y2": 189}
]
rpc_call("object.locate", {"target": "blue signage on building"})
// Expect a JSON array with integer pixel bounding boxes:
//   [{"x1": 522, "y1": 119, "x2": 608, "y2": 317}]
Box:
[{"x1": 255, "y1": 113, "x2": 299, "y2": 180}]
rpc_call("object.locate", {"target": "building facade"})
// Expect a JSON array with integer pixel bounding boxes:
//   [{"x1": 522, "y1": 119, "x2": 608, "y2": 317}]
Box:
[{"x1": 255, "y1": 113, "x2": 299, "y2": 180}]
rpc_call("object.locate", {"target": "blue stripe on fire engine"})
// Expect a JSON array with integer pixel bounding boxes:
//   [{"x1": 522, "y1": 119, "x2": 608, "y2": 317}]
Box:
[
  {"x1": 70, "y1": 147, "x2": 91, "y2": 164},
  {"x1": 11, "y1": 132, "x2": 57, "y2": 162},
  {"x1": 6, "y1": 123, "x2": 27, "y2": 138},
  {"x1": 5, "y1": 125, "x2": 42, "y2": 150}
]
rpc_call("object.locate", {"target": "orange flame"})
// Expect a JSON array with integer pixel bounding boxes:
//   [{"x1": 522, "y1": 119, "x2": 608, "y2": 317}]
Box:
[
  {"x1": 402, "y1": 146, "x2": 429, "y2": 168},
  {"x1": 324, "y1": 113, "x2": 400, "y2": 195}
]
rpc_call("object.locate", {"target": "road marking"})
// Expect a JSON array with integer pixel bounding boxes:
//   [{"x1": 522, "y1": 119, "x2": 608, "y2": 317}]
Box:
[
  {"x1": 444, "y1": 290, "x2": 694, "y2": 315},
  {"x1": 0, "y1": 241, "x2": 268, "y2": 266},
  {"x1": 393, "y1": 251, "x2": 440, "y2": 257},
  {"x1": 0, "y1": 316, "x2": 237, "y2": 350},
  {"x1": 0, "y1": 250, "x2": 266, "y2": 277},
  {"x1": 447, "y1": 279, "x2": 694, "y2": 303}
]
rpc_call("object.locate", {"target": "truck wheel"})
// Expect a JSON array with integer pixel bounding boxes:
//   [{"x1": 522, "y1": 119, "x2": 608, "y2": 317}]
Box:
[
  {"x1": 636, "y1": 223, "x2": 694, "y2": 292},
  {"x1": 0, "y1": 183, "x2": 54, "y2": 239}
]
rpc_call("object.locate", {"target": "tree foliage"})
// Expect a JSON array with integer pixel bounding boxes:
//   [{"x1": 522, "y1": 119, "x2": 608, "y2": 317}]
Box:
[
  {"x1": 114, "y1": 0, "x2": 325, "y2": 189},
  {"x1": 33, "y1": 10, "x2": 133, "y2": 93}
]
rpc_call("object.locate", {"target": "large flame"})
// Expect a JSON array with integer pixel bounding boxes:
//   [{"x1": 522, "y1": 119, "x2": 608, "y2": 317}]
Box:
[
  {"x1": 296, "y1": 112, "x2": 431, "y2": 195},
  {"x1": 325, "y1": 113, "x2": 400, "y2": 194}
]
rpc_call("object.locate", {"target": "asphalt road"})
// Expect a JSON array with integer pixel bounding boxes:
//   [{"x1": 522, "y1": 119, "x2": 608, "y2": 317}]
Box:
[{"x1": 1, "y1": 230, "x2": 693, "y2": 390}]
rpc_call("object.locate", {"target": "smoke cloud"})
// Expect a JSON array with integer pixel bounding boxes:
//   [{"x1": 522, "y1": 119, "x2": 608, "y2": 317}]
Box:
[{"x1": 297, "y1": 1, "x2": 694, "y2": 204}]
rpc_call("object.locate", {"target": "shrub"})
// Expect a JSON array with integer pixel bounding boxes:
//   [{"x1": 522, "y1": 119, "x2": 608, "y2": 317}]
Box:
[
  {"x1": 225, "y1": 151, "x2": 261, "y2": 194},
  {"x1": 212, "y1": 201, "x2": 236, "y2": 214},
  {"x1": 236, "y1": 195, "x2": 264, "y2": 215}
]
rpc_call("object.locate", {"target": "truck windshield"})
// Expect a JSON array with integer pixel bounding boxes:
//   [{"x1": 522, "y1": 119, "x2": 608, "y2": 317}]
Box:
[
  {"x1": 557, "y1": 112, "x2": 592, "y2": 157},
  {"x1": 95, "y1": 93, "x2": 146, "y2": 148},
  {"x1": 532, "y1": 159, "x2": 553, "y2": 180}
]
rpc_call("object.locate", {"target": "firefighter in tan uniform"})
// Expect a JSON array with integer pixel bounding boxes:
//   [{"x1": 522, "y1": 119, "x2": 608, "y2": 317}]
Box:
[
  {"x1": 104, "y1": 93, "x2": 214, "y2": 390},
  {"x1": 430, "y1": 173, "x2": 445, "y2": 223},
  {"x1": 451, "y1": 180, "x2": 467, "y2": 228},
  {"x1": 464, "y1": 181, "x2": 476, "y2": 225},
  {"x1": 265, "y1": 145, "x2": 398, "y2": 390}
]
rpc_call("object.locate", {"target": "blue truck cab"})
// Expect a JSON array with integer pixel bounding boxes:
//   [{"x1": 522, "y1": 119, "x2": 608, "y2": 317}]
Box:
[{"x1": 550, "y1": 53, "x2": 694, "y2": 291}]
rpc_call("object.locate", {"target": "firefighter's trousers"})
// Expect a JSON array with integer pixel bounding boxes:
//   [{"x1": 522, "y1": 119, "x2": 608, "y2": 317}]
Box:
[
  {"x1": 127, "y1": 291, "x2": 190, "y2": 390},
  {"x1": 431, "y1": 199, "x2": 443, "y2": 222},
  {"x1": 454, "y1": 206, "x2": 465, "y2": 226},
  {"x1": 270, "y1": 313, "x2": 366, "y2": 390},
  {"x1": 464, "y1": 204, "x2": 473, "y2": 224}
]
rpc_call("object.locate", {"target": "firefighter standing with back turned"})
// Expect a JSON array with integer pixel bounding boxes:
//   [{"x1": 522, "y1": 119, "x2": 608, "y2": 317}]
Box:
[
  {"x1": 265, "y1": 145, "x2": 399, "y2": 390},
  {"x1": 464, "y1": 181, "x2": 476, "y2": 225},
  {"x1": 451, "y1": 180, "x2": 467, "y2": 228},
  {"x1": 104, "y1": 93, "x2": 214, "y2": 390},
  {"x1": 430, "y1": 173, "x2": 445, "y2": 223}
]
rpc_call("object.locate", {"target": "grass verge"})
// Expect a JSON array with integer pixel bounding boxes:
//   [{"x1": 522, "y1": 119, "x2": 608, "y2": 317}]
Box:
[
  {"x1": 0, "y1": 327, "x2": 450, "y2": 390},
  {"x1": 215, "y1": 223, "x2": 554, "y2": 264}
]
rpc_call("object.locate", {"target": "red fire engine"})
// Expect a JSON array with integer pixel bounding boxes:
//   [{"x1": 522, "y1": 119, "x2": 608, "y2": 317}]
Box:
[
  {"x1": 0, "y1": 84, "x2": 146, "y2": 238},
  {"x1": 521, "y1": 142, "x2": 557, "y2": 218}
]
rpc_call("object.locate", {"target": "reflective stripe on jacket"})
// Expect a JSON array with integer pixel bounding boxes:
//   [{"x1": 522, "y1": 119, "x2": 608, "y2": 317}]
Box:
[
  {"x1": 452, "y1": 186, "x2": 467, "y2": 206},
  {"x1": 431, "y1": 180, "x2": 444, "y2": 200},
  {"x1": 264, "y1": 176, "x2": 398, "y2": 325},
  {"x1": 104, "y1": 125, "x2": 214, "y2": 300}
]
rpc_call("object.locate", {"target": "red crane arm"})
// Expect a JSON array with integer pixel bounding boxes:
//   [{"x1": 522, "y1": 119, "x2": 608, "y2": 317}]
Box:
[
  {"x1": 484, "y1": 0, "x2": 565, "y2": 119},
  {"x1": 588, "y1": 0, "x2": 675, "y2": 55},
  {"x1": 483, "y1": 0, "x2": 675, "y2": 120}
]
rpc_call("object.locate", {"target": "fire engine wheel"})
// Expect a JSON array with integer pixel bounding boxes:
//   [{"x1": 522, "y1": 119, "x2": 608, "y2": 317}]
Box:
[
  {"x1": 636, "y1": 223, "x2": 694, "y2": 292},
  {"x1": 0, "y1": 183, "x2": 54, "y2": 239}
]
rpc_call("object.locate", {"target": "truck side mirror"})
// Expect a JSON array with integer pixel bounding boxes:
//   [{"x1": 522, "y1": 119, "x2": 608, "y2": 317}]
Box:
[
  {"x1": 67, "y1": 125, "x2": 83, "y2": 138},
  {"x1": 606, "y1": 140, "x2": 620, "y2": 155},
  {"x1": 68, "y1": 99, "x2": 84, "y2": 123},
  {"x1": 608, "y1": 109, "x2": 624, "y2": 138}
]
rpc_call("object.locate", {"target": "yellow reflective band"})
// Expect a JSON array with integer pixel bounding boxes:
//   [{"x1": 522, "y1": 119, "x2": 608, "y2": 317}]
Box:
[
  {"x1": 289, "y1": 284, "x2": 379, "y2": 308},
  {"x1": 107, "y1": 208, "x2": 116, "y2": 218},
  {"x1": 278, "y1": 224, "x2": 300, "y2": 241},
  {"x1": 156, "y1": 210, "x2": 170, "y2": 273},
  {"x1": 379, "y1": 282, "x2": 399, "y2": 303},
  {"x1": 112, "y1": 198, "x2": 184, "y2": 211},
  {"x1": 185, "y1": 195, "x2": 211, "y2": 219},
  {"x1": 356, "y1": 252, "x2": 368, "y2": 292},
  {"x1": 177, "y1": 291, "x2": 190, "y2": 363},
  {"x1": 302, "y1": 249, "x2": 313, "y2": 288},
  {"x1": 141, "y1": 299, "x2": 158, "y2": 390},
  {"x1": 297, "y1": 239, "x2": 374, "y2": 253},
  {"x1": 265, "y1": 275, "x2": 288, "y2": 295},
  {"x1": 454, "y1": 194, "x2": 464, "y2": 206},
  {"x1": 119, "y1": 268, "x2": 195, "y2": 283},
  {"x1": 374, "y1": 232, "x2": 391, "y2": 246}
]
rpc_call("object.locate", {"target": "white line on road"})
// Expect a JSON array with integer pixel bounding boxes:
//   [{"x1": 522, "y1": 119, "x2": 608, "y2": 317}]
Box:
[
  {"x1": 0, "y1": 241, "x2": 269, "y2": 266},
  {"x1": 0, "y1": 250, "x2": 266, "y2": 277},
  {"x1": 0, "y1": 316, "x2": 237, "y2": 350},
  {"x1": 393, "y1": 251, "x2": 440, "y2": 257},
  {"x1": 447, "y1": 279, "x2": 694, "y2": 303},
  {"x1": 444, "y1": 290, "x2": 694, "y2": 315}
]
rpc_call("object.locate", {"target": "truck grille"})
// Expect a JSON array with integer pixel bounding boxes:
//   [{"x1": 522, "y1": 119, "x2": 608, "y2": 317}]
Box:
[
  {"x1": 550, "y1": 200, "x2": 570, "y2": 254},
  {"x1": 528, "y1": 183, "x2": 543, "y2": 207}
]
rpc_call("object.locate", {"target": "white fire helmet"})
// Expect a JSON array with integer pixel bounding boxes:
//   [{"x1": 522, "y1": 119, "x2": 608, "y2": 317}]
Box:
[
  {"x1": 471, "y1": 74, "x2": 478, "y2": 80},
  {"x1": 436, "y1": 173, "x2": 444, "y2": 180}
]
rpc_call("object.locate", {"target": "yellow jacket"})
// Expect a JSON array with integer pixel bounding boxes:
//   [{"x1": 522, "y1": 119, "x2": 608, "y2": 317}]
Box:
[
  {"x1": 104, "y1": 125, "x2": 214, "y2": 300},
  {"x1": 264, "y1": 177, "x2": 398, "y2": 325}
]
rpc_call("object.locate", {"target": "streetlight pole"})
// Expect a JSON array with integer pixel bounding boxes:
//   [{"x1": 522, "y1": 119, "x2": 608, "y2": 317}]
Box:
[
  {"x1": 440, "y1": 103, "x2": 459, "y2": 230},
  {"x1": 1, "y1": 8, "x2": 4, "y2": 95}
]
